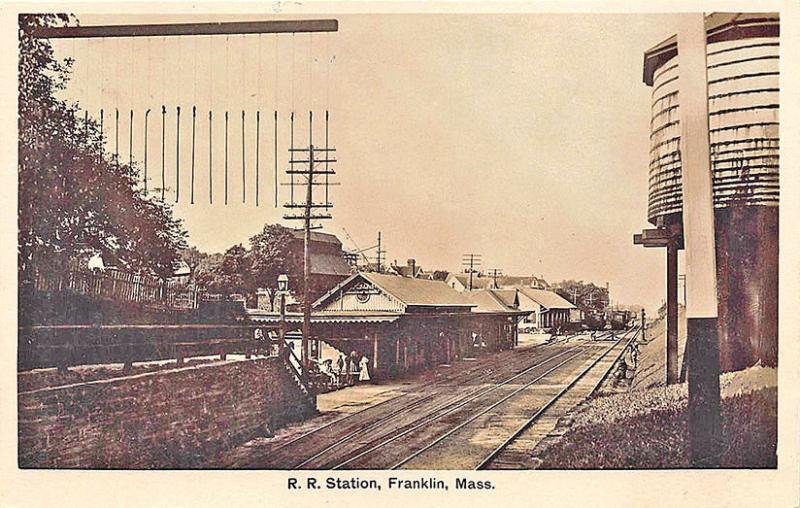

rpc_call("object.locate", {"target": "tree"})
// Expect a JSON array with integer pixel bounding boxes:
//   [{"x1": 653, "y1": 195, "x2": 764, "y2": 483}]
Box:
[
  {"x1": 247, "y1": 224, "x2": 304, "y2": 309},
  {"x1": 553, "y1": 280, "x2": 609, "y2": 315},
  {"x1": 200, "y1": 244, "x2": 249, "y2": 297},
  {"x1": 18, "y1": 14, "x2": 187, "y2": 280}
]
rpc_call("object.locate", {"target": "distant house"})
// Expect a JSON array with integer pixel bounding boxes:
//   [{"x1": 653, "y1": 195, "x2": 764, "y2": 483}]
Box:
[
  {"x1": 169, "y1": 260, "x2": 192, "y2": 285},
  {"x1": 445, "y1": 273, "x2": 497, "y2": 291},
  {"x1": 514, "y1": 287, "x2": 576, "y2": 330},
  {"x1": 496, "y1": 275, "x2": 549, "y2": 290},
  {"x1": 446, "y1": 273, "x2": 550, "y2": 292},
  {"x1": 388, "y1": 258, "x2": 425, "y2": 278},
  {"x1": 289, "y1": 230, "x2": 353, "y2": 302},
  {"x1": 416, "y1": 270, "x2": 436, "y2": 280}
]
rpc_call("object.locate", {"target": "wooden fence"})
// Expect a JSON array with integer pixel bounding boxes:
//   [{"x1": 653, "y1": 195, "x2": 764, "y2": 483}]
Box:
[{"x1": 31, "y1": 269, "x2": 201, "y2": 310}]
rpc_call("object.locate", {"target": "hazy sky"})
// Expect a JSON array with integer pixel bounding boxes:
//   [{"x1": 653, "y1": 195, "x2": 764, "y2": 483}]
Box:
[{"x1": 53, "y1": 12, "x2": 693, "y2": 312}]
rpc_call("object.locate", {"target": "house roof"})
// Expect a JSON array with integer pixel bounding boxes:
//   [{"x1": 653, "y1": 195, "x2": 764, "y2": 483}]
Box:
[
  {"x1": 466, "y1": 290, "x2": 526, "y2": 315},
  {"x1": 495, "y1": 275, "x2": 549, "y2": 288},
  {"x1": 172, "y1": 260, "x2": 191, "y2": 277},
  {"x1": 363, "y1": 273, "x2": 473, "y2": 307},
  {"x1": 491, "y1": 289, "x2": 520, "y2": 309},
  {"x1": 643, "y1": 13, "x2": 780, "y2": 85},
  {"x1": 290, "y1": 229, "x2": 343, "y2": 246},
  {"x1": 311, "y1": 253, "x2": 353, "y2": 277},
  {"x1": 390, "y1": 265, "x2": 421, "y2": 278},
  {"x1": 447, "y1": 274, "x2": 496, "y2": 290},
  {"x1": 516, "y1": 287, "x2": 577, "y2": 310},
  {"x1": 315, "y1": 272, "x2": 474, "y2": 309}
]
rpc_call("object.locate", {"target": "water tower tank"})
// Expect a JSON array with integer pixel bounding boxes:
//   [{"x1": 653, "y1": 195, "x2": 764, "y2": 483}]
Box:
[{"x1": 642, "y1": 13, "x2": 779, "y2": 370}]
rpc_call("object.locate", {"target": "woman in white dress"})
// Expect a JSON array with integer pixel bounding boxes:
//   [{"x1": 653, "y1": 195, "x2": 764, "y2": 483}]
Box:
[{"x1": 359, "y1": 356, "x2": 371, "y2": 382}]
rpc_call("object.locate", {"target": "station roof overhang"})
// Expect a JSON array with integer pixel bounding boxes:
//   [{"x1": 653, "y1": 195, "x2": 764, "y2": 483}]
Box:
[{"x1": 246, "y1": 310, "x2": 400, "y2": 324}]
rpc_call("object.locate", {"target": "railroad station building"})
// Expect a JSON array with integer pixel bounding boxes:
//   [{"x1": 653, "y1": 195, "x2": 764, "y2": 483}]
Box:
[
  {"x1": 513, "y1": 287, "x2": 576, "y2": 330},
  {"x1": 248, "y1": 272, "x2": 528, "y2": 380}
]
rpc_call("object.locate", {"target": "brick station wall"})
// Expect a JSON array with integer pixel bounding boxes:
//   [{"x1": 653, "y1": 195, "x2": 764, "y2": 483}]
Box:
[{"x1": 18, "y1": 356, "x2": 316, "y2": 468}]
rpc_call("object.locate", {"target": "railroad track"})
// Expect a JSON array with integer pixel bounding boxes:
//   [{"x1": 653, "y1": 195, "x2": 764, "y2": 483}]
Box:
[
  {"x1": 242, "y1": 336, "x2": 590, "y2": 468},
  {"x1": 332, "y1": 344, "x2": 600, "y2": 470},
  {"x1": 240, "y1": 328, "x2": 636, "y2": 470},
  {"x1": 476, "y1": 326, "x2": 640, "y2": 470}
]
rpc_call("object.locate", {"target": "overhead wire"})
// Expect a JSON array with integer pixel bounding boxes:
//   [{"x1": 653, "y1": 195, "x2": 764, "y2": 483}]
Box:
[
  {"x1": 176, "y1": 105, "x2": 181, "y2": 202},
  {"x1": 242, "y1": 34, "x2": 247, "y2": 204},
  {"x1": 161, "y1": 37, "x2": 166, "y2": 202},
  {"x1": 176, "y1": 38, "x2": 181, "y2": 203},
  {"x1": 274, "y1": 33, "x2": 279, "y2": 208},
  {"x1": 208, "y1": 35, "x2": 214, "y2": 204},
  {"x1": 161, "y1": 105, "x2": 166, "y2": 201},
  {"x1": 256, "y1": 33, "x2": 262, "y2": 207},
  {"x1": 191, "y1": 35, "x2": 197, "y2": 204},
  {"x1": 224, "y1": 35, "x2": 229, "y2": 205},
  {"x1": 191, "y1": 106, "x2": 196, "y2": 204},
  {"x1": 144, "y1": 108, "x2": 150, "y2": 194}
]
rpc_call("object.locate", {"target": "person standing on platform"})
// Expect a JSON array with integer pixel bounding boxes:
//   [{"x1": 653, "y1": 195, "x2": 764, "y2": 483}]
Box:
[
  {"x1": 359, "y1": 355, "x2": 371, "y2": 382},
  {"x1": 350, "y1": 351, "x2": 360, "y2": 385}
]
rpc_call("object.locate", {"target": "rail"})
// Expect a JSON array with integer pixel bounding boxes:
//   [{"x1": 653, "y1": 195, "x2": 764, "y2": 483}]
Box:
[
  {"x1": 474, "y1": 326, "x2": 639, "y2": 470},
  {"x1": 248, "y1": 338, "x2": 582, "y2": 468},
  {"x1": 332, "y1": 344, "x2": 592, "y2": 470}
]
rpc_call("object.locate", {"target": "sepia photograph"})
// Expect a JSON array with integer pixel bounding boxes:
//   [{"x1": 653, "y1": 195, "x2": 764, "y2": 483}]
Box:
[{"x1": 6, "y1": 2, "x2": 800, "y2": 505}]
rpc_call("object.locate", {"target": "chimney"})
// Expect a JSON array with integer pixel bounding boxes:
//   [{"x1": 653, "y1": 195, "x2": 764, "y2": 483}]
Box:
[{"x1": 407, "y1": 259, "x2": 416, "y2": 278}]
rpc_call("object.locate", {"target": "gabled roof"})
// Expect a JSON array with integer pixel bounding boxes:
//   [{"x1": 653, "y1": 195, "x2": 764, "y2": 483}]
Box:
[
  {"x1": 446, "y1": 274, "x2": 496, "y2": 290},
  {"x1": 467, "y1": 289, "x2": 526, "y2": 315},
  {"x1": 364, "y1": 273, "x2": 473, "y2": 307},
  {"x1": 495, "y1": 275, "x2": 549, "y2": 289},
  {"x1": 290, "y1": 229, "x2": 343, "y2": 246},
  {"x1": 491, "y1": 289, "x2": 520, "y2": 309},
  {"x1": 516, "y1": 287, "x2": 577, "y2": 310},
  {"x1": 311, "y1": 253, "x2": 353, "y2": 277},
  {"x1": 389, "y1": 264, "x2": 423, "y2": 278},
  {"x1": 314, "y1": 272, "x2": 474, "y2": 309}
]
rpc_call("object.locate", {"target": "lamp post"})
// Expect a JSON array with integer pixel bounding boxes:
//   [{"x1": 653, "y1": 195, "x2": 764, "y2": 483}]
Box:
[{"x1": 277, "y1": 274, "x2": 289, "y2": 358}]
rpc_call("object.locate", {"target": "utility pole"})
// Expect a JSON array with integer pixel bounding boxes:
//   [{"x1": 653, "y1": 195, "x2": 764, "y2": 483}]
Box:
[
  {"x1": 462, "y1": 253, "x2": 482, "y2": 291},
  {"x1": 487, "y1": 268, "x2": 503, "y2": 288},
  {"x1": 284, "y1": 111, "x2": 336, "y2": 371},
  {"x1": 376, "y1": 232, "x2": 386, "y2": 273},
  {"x1": 678, "y1": 13, "x2": 722, "y2": 468}
]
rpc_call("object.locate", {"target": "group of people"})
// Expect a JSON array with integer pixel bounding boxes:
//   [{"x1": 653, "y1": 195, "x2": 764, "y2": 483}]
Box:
[{"x1": 316, "y1": 350, "x2": 370, "y2": 390}]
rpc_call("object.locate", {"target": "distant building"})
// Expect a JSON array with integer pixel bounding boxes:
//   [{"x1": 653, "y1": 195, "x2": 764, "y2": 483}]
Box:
[
  {"x1": 445, "y1": 273, "x2": 496, "y2": 291},
  {"x1": 289, "y1": 230, "x2": 353, "y2": 303},
  {"x1": 387, "y1": 258, "x2": 424, "y2": 278},
  {"x1": 248, "y1": 272, "x2": 526, "y2": 379},
  {"x1": 514, "y1": 287, "x2": 576, "y2": 330},
  {"x1": 169, "y1": 260, "x2": 192, "y2": 285},
  {"x1": 445, "y1": 273, "x2": 549, "y2": 292}
]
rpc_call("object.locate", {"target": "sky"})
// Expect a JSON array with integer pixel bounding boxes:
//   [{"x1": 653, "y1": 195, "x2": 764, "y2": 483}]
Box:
[{"x1": 51, "y1": 12, "x2": 693, "y2": 313}]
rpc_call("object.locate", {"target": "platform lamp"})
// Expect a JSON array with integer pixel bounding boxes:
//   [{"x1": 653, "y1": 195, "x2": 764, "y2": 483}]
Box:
[{"x1": 277, "y1": 274, "x2": 289, "y2": 357}]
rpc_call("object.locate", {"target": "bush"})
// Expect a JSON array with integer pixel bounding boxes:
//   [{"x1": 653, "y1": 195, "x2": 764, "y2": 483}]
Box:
[{"x1": 537, "y1": 387, "x2": 776, "y2": 469}]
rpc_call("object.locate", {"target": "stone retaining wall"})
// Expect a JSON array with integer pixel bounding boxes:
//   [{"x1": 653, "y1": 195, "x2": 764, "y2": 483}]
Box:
[{"x1": 18, "y1": 356, "x2": 315, "y2": 468}]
